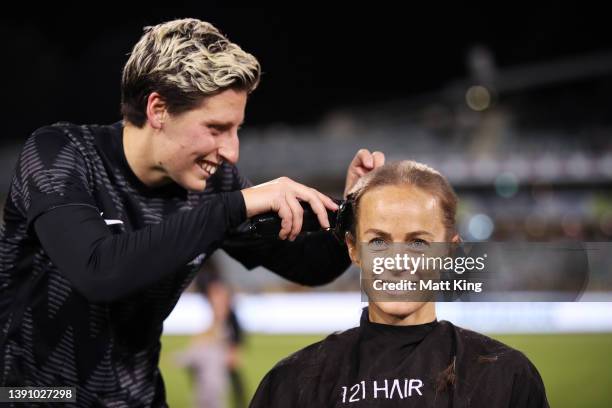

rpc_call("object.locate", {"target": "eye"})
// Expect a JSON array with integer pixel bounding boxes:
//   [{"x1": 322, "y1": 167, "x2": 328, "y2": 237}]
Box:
[
  {"x1": 368, "y1": 237, "x2": 388, "y2": 251},
  {"x1": 407, "y1": 239, "x2": 430, "y2": 250},
  {"x1": 207, "y1": 125, "x2": 223, "y2": 135}
]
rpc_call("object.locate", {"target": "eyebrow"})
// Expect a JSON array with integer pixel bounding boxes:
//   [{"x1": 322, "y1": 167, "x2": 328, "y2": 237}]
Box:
[
  {"x1": 207, "y1": 120, "x2": 244, "y2": 128},
  {"x1": 363, "y1": 228, "x2": 434, "y2": 239}
]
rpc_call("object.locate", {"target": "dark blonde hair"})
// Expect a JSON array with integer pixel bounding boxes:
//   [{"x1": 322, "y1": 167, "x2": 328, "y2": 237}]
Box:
[{"x1": 347, "y1": 160, "x2": 458, "y2": 240}]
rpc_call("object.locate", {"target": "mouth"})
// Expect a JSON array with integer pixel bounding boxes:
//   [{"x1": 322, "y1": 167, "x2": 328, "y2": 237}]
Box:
[{"x1": 196, "y1": 159, "x2": 220, "y2": 176}]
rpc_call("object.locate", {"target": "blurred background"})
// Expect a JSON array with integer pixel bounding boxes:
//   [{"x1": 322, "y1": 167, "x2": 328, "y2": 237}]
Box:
[{"x1": 1, "y1": 6, "x2": 611, "y2": 407}]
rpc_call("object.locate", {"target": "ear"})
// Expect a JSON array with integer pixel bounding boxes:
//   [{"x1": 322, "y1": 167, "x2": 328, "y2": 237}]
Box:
[
  {"x1": 345, "y1": 233, "x2": 361, "y2": 266},
  {"x1": 146, "y1": 92, "x2": 168, "y2": 130},
  {"x1": 447, "y1": 233, "x2": 462, "y2": 257}
]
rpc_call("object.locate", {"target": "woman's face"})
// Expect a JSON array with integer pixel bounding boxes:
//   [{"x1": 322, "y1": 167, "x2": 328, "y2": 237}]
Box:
[
  {"x1": 151, "y1": 88, "x2": 246, "y2": 191},
  {"x1": 347, "y1": 184, "x2": 456, "y2": 323}
]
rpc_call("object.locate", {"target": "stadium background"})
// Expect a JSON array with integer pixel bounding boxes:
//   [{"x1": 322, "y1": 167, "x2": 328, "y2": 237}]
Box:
[{"x1": 1, "y1": 6, "x2": 611, "y2": 407}]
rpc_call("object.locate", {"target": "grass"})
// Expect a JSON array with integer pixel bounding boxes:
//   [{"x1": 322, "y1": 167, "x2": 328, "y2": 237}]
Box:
[{"x1": 160, "y1": 332, "x2": 612, "y2": 407}]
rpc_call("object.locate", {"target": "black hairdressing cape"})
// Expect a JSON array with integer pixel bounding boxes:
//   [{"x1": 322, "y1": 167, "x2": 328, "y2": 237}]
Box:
[{"x1": 250, "y1": 308, "x2": 549, "y2": 407}]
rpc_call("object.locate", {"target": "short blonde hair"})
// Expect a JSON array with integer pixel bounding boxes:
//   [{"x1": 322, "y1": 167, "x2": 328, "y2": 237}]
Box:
[{"x1": 121, "y1": 18, "x2": 261, "y2": 127}]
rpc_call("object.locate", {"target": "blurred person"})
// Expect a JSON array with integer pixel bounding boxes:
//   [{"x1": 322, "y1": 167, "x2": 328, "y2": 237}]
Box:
[
  {"x1": 205, "y1": 280, "x2": 247, "y2": 408},
  {"x1": 176, "y1": 327, "x2": 227, "y2": 408},
  {"x1": 178, "y1": 260, "x2": 248, "y2": 408},
  {"x1": 250, "y1": 161, "x2": 549, "y2": 407},
  {"x1": 0, "y1": 18, "x2": 384, "y2": 407},
  {"x1": 175, "y1": 274, "x2": 238, "y2": 408}
]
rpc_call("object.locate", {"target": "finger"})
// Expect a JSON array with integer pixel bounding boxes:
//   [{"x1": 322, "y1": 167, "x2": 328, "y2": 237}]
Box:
[
  {"x1": 351, "y1": 166, "x2": 369, "y2": 177},
  {"x1": 316, "y1": 191, "x2": 339, "y2": 211},
  {"x1": 289, "y1": 181, "x2": 332, "y2": 229},
  {"x1": 355, "y1": 148, "x2": 373, "y2": 169},
  {"x1": 301, "y1": 189, "x2": 331, "y2": 229},
  {"x1": 372, "y1": 151, "x2": 385, "y2": 168},
  {"x1": 285, "y1": 193, "x2": 304, "y2": 241},
  {"x1": 276, "y1": 202, "x2": 293, "y2": 240}
]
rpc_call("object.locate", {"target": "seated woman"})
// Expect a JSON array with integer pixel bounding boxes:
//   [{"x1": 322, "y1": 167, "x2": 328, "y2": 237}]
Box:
[{"x1": 249, "y1": 160, "x2": 549, "y2": 408}]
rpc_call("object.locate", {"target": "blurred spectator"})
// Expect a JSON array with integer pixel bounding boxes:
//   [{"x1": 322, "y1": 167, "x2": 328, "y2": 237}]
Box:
[{"x1": 176, "y1": 258, "x2": 247, "y2": 408}]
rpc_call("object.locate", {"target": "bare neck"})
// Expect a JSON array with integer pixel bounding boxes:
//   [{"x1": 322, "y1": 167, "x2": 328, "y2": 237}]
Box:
[{"x1": 122, "y1": 122, "x2": 169, "y2": 187}]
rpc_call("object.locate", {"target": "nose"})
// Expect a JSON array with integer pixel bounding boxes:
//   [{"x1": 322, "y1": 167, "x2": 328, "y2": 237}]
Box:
[{"x1": 217, "y1": 130, "x2": 239, "y2": 164}]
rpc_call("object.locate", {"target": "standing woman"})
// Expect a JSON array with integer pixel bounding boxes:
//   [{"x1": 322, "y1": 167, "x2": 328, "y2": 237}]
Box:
[{"x1": 250, "y1": 160, "x2": 549, "y2": 408}]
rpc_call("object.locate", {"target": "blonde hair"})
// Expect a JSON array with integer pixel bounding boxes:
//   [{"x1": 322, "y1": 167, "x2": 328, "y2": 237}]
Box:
[
  {"x1": 348, "y1": 160, "x2": 458, "y2": 239},
  {"x1": 121, "y1": 18, "x2": 261, "y2": 127}
]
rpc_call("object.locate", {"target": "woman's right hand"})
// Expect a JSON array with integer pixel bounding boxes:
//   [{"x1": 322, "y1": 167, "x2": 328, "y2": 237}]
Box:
[{"x1": 241, "y1": 177, "x2": 339, "y2": 241}]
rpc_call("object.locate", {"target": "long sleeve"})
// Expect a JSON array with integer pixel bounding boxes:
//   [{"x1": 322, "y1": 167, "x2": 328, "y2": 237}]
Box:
[
  {"x1": 34, "y1": 191, "x2": 246, "y2": 303},
  {"x1": 223, "y1": 230, "x2": 351, "y2": 286},
  {"x1": 227, "y1": 164, "x2": 351, "y2": 286}
]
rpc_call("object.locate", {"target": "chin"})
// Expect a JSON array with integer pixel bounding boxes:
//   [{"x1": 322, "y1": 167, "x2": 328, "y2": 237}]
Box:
[
  {"x1": 188, "y1": 181, "x2": 207, "y2": 192},
  {"x1": 178, "y1": 175, "x2": 207, "y2": 192},
  {"x1": 373, "y1": 301, "x2": 428, "y2": 320},
  {"x1": 175, "y1": 182, "x2": 207, "y2": 193}
]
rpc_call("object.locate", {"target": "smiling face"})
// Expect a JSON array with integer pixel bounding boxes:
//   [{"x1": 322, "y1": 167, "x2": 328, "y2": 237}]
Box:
[
  {"x1": 347, "y1": 184, "x2": 456, "y2": 324},
  {"x1": 151, "y1": 88, "x2": 247, "y2": 191}
]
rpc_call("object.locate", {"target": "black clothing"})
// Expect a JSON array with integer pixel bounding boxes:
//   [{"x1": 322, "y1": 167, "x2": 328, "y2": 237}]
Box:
[
  {"x1": 250, "y1": 308, "x2": 549, "y2": 407},
  {"x1": 0, "y1": 121, "x2": 351, "y2": 407}
]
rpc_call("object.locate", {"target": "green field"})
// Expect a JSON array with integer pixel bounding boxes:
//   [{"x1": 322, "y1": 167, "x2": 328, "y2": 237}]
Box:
[{"x1": 160, "y1": 332, "x2": 612, "y2": 407}]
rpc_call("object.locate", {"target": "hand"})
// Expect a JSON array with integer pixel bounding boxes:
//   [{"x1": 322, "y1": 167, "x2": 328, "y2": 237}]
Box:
[
  {"x1": 344, "y1": 149, "x2": 385, "y2": 197},
  {"x1": 241, "y1": 177, "x2": 339, "y2": 241}
]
